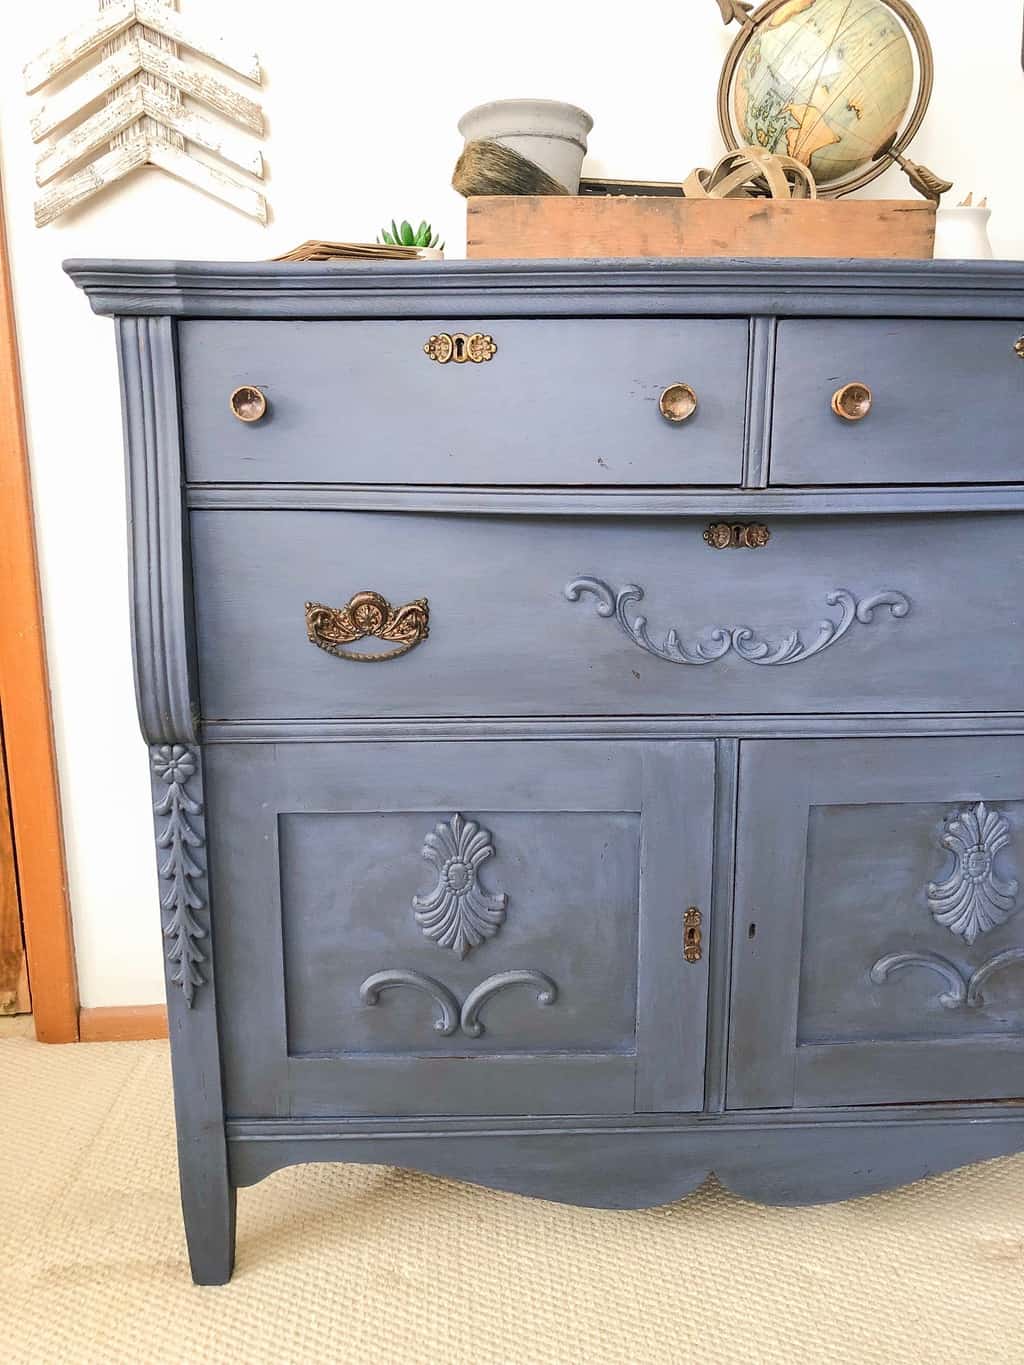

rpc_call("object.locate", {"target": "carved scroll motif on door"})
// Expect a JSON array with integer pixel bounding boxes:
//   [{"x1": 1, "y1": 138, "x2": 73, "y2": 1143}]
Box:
[
  {"x1": 871, "y1": 801, "x2": 1021, "y2": 1011},
  {"x1": 564, "y1": 578, "x2": 911, "y2": 666},
  {"x1": 359, "y1": 969, "x2": 558, "y2": 1038}
]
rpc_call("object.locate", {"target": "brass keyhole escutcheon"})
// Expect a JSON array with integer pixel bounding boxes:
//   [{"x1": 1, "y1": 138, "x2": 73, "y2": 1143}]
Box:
[
  {"x1": 683, "y1": 907, "x2": 703, "y2": 963},
  {"x1": 424, "y1": 333, "x2": 497, "y2": 364},
  {"x1": 229, "y1": 385, "x2": 268, "y2": 423},
  {"x1": 831, "y1": 381, "x2": 873, "y2": 422},
  {"x1": 704, "y1": 522, "x2": 771, "y2": 550},
  {"x1": 659, "y1": 383, "x2": 698, "y2": 423}
]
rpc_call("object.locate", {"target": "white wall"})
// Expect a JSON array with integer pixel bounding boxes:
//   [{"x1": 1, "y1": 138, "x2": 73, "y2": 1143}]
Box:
[{"x1": 1, "y1": 0, "x2": 1022, "y2": 1007}]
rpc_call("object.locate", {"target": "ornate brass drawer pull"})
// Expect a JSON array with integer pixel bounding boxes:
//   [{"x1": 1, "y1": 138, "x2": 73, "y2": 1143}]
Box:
[
  {"x1": 683, "y1": 908, "x2": 703, "y2": 963},
  {"x1": 659, "y1": 382, "x2": 698, "y2": 423},
  {"x1": 424, "y1": 332, "x2": 497, "y2": 364},
  {"x1": 305, "y1": 590, "x2": 429, "y2": 662},
  {"x1": 229, "y1": 384, "x2": 267, "y2": 422},
  {"x1": 704, "y1": 522, "x2": 770, "y2": 549},
  {"x1": 832, "y1": 381, "x2": 873, "y2": 421},
  {"x1": 1015, "y1": 337, "x2": 1024, "y2": 359}
]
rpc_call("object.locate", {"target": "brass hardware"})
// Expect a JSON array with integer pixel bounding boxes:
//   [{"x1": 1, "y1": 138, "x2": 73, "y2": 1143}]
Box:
[
  {"x1": 659, "y1": 383, "x2": 698, "y2": 423},
  {"x1": 424, "y1": 332, "x2": 497, "y2": 364},
  {"x1": 305, "y1": 590, "x2": 429, "y2": 662},
  {"x1": 704, "y1": 522, "x2": 771, "y2": 549},
  {"x1": 1015, "y1": 337, "x2": 1024, "y2": 359},
  {"x1": 229, "y1": 384, "x2": 267, "y2": 423},
  {"x1": 683, "y1": 908, "x2": 703, "y2": 963},
  {"x1": 831, "y1": 382, "x2": 873, "y2": 422}
]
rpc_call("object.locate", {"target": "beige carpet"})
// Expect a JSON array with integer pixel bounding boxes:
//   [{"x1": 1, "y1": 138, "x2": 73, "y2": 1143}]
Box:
[{"x1": 4, "y1": 1019, "x2": 1024, "y2": 1365}]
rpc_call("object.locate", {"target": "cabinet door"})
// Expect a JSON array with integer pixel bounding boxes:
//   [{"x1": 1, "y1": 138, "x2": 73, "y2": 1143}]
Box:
[
  {"x1": 207, "y1": 740, "x2": 714, "y2": 1118},
  {"x1": 729, "y1": 738, "x2": 1024, "y2": 1109}
]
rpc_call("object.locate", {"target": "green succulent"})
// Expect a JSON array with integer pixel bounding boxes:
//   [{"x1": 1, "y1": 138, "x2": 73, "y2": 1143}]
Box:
[{"x1": 378, "y1": 219, "x2": 444, "y2": 250}]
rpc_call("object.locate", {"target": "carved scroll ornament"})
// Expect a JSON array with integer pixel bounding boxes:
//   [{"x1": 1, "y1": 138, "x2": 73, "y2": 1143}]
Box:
[
  {"x1": 871, "y1": 949, "x2": 1024, "y2": 1011},
  {"x1": 565, "y1": 578, "x2": 911, "y2": 666},
  {"x1": 460, "y1": 971, "x2": 558, "y2": 1038},
  {"x1": 359, "y1": 969, "x2": 557, "y2": 1038},
  {"x1": 359, "y1": 970, "x2": 459, "y2": 1036}
]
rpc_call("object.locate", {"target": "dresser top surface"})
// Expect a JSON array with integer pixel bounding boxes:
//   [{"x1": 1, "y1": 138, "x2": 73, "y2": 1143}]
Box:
[{"x1": 64, "y1": 256, "x2": 1024, "y2": 320}]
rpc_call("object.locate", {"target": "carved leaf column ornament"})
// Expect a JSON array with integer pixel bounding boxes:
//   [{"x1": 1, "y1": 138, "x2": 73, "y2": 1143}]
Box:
[
  {"x1": 927, "y1": 801, "x2": 1020, "y2": 943},
  {"x1": 412, "y1": 813, "x2": 508, "y2": 958},
  {"x1": 152, "y1": 744, "x2": 207, "y2": 1005}
]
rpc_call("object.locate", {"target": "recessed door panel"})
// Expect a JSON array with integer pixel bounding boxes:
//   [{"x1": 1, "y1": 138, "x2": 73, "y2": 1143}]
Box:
[
  {"x1": 729, "y1": 737, "x2": 1024, "y2": 1109},
  {"x1": 207, "y1": 740, "x2": 714, "y2": 1118}
]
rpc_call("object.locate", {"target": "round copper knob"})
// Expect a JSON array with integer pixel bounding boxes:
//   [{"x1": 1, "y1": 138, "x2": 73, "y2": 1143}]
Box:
[
  {"x1": 229, "y1": 385, "x2": 268, "y2": 423},
  {"x1": 831, "y1": 381, "x2": 873, "y2": 422},
  {"x1": 659, "y1": 383, "x2": 698, "y2": 423}
]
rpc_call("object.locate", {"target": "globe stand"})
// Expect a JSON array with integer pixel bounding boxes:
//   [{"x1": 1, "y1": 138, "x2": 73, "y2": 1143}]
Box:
[{"x1": 715, "y1": 0, "x2": 952, "y2": 201}]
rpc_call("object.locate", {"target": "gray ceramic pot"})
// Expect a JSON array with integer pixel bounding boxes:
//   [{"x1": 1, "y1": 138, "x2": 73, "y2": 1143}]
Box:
[{"x1": 457, "y1": 99, "x2": 593, "y2": 193}]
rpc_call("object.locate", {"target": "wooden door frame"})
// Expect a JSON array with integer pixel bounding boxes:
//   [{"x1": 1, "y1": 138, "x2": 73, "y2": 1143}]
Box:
[{"x1": 0, "y1": 168, "x2": 78, "y2": 1041}]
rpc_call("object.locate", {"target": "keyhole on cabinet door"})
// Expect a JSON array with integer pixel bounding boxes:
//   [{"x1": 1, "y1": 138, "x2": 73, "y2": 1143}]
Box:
[
  {"x1": 683, "y1": 907, "x2": 703, "y2": 962},
  {"x1": 748, "y1": 922, "x2": 757, "y2": 940},
  {"x1": 452, "y1": 335, "x2": 467, "y2": 361}
]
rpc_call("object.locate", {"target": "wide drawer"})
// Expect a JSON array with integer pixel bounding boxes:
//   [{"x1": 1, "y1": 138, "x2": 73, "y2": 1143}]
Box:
[
  {"x1": 190, "y1": 509, "x2": 1024, "y2": 719},
  {"x1": 178, "y1": 319, "x2": 748, "y2": 485},
  {"x1": 771, "y1": 319, "x2": 1024, "y2": 485}
]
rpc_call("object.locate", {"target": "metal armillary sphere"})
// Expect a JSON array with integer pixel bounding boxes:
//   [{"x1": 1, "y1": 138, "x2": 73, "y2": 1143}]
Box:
[{"x1": 715, "y1": 0, "x2": 952, "y2": 201}]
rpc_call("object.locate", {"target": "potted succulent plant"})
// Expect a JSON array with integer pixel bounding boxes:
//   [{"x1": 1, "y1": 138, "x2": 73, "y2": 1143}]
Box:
[{"x1": 378, "y1": 219, "x2": 445, "y2": 259}]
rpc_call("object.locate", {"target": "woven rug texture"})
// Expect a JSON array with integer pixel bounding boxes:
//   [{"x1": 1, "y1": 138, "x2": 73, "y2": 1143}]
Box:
[{"x1": 3, "y1": 1025, "x2": 1024, "y2": 1364}]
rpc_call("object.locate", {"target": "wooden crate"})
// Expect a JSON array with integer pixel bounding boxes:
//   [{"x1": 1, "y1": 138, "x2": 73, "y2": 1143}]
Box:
[{"x1": 466, "y1": 196, "x2": 936, "y2": 260}]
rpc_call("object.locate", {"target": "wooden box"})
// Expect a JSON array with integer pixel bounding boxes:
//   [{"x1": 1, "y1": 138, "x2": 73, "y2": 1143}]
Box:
[{"x1": 466, "y1": 196, "x2": 936, "y2": 260}]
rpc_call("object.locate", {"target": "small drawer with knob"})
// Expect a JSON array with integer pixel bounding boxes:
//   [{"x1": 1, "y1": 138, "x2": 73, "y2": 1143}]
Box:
[
  {"x1": 178, "y1": 318, "x2": 749, "y2": 486},
  {"x1": 771, "y1": 319, "x2": 1024, "y2": 485}
]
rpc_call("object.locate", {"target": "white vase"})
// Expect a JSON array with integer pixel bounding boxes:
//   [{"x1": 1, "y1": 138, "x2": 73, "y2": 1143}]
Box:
[
  {"x1": 457, "y1": 99, "x2": 593, "y2": 193},
  {"x1": 933, "y1": 206, "x2": 994, "y2": 260}
]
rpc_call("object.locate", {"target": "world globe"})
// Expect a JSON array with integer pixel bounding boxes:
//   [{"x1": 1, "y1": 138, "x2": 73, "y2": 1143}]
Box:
[{"x1": 729, "y1": 0, "x2": 916, "y2": 189}]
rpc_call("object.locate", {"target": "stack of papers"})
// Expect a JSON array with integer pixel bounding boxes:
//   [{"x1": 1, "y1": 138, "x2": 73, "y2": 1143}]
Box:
[{"x1": 272, "y1": 240, "x2": 431, "y2": 262}]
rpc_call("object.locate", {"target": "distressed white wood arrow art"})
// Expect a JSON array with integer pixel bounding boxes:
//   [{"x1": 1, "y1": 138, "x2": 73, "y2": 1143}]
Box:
[{"x1": 24, "y1": 0, "x2": 267, "y2": 227}]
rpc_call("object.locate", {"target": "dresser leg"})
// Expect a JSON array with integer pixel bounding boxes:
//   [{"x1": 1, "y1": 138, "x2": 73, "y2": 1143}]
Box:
[{"x1": 180, "y1": 1173, "x2": 237, "y2": 1285}]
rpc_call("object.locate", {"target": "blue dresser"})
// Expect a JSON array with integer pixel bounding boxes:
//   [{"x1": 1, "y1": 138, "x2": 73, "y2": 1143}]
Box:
[{"x1": 68, "y1": 258, "x2": 1024, "y2": 1283}]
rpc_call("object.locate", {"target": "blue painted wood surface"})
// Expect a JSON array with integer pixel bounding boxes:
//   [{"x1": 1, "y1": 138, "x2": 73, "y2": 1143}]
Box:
[{"x1": 65, "y1": 257, "x2": 1024, "y2": 1283}]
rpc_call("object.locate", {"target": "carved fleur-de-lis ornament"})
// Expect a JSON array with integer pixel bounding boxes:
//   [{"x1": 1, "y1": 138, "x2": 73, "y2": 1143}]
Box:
[
  {"x1": 927, "y1": 801, "x2": 1019, "y2": 944},
  {"x1": 412, "y1": 813, "x2": 507, "y2": 958}
]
